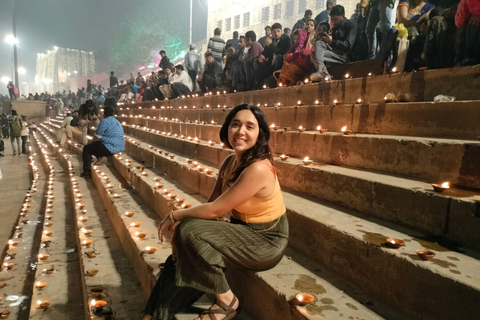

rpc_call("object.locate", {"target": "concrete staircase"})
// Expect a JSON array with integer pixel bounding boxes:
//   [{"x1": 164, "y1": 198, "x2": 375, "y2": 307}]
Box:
[{"x1": 2, "y1": 65, "x2": 479, "y2": 320}]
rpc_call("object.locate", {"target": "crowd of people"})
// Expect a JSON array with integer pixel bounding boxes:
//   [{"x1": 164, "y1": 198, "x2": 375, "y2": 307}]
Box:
[
  {"x1": 0, "y1": 110, "x2": 36, "y2": 157},
  {"x1": 105, "y1": 0, "x2": 479, "y2": 101}
]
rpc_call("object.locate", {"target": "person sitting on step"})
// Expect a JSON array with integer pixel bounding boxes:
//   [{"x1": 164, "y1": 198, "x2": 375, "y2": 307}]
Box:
[
  {"x1": 310, "y1": 5, "x2": 358, "y2": 81},
  {"x1": 144, "y1": 104, "x2": 289, "y2": 320},
  {"x1": 80, "y1": 105, "x2": 124, "y2": 177}
]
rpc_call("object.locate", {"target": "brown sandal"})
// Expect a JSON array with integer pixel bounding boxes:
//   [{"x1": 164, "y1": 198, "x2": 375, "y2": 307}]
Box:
[{"x1": 200, "y1": 296, "x2": 239, "y2": 320}]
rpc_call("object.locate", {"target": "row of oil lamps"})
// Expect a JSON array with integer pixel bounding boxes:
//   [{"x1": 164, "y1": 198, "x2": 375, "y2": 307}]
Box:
[{"x1": 40, "y1": 125, "x2": 110, "y2": 313}]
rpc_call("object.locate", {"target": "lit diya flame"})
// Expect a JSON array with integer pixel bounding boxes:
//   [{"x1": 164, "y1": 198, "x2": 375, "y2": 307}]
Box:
[
  {"x1": 298, "y1": 126, "x2": 305, "y2": 132},
  {"x1": 37, "y1": 300, "x2": 51, "y2": 309},
  {"x1": 303, "y1": 157, "x2": 312, "y2": 165},
  {"x1": 36, "y1": 281, "x2": 47, "y2": 288},
  {"x1": 441, "y1": 182, "x2": 450, "y2": 188},
  {"x1": 91, "y1": 299, "x2": 107, "y2": 308}
]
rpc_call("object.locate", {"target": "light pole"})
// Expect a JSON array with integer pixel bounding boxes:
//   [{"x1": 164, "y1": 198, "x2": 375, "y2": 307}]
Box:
[
  {"x1": 12, "y1": 0, "x2": 18, "y2": 89},
  {"x1": 189, "y1": 0, "x2": 193, "y2": 45}
]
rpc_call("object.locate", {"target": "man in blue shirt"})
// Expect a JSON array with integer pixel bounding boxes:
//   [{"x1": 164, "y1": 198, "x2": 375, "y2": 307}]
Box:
[{"x1": 81, "y1": 106, "x2": 125, "y2": 177}]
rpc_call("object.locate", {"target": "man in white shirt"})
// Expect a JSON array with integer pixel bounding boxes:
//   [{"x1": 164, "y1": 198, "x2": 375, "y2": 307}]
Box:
[{"x1": 170, "y1": 65, "x2": 193, "y2": 98}]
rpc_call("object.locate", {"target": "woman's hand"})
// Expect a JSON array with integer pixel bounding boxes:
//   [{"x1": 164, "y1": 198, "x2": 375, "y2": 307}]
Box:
[{"x1": 156, "y1": 218, "x2": 179, "y2": 260}]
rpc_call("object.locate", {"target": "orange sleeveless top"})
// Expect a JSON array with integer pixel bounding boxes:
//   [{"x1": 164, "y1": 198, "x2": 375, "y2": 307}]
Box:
[{"x1": 221, "y1": 156, "x2": 286, "y2": 223}]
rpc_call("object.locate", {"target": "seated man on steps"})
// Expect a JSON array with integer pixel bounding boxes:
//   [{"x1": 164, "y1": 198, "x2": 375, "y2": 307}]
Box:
[
  {"x1": 310, "y1": 5, "x2": 357, "y2": 81},
  {"x1": 81, "y1": 106, "x2": 124, "y2": 178}
]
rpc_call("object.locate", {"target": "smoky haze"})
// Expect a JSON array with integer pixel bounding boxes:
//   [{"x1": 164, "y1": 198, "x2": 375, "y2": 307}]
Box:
[{"x1": 0, "y1": 0, "x2": 208, "y2": 95}]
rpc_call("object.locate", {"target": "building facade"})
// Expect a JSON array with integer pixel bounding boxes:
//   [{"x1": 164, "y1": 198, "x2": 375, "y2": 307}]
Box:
[
  {"x1": 35, "y1": 47, "x2": 95, "y2": 94},
  {"x1": 207, "y1": 0, "x2": 356, "y2": 41}
]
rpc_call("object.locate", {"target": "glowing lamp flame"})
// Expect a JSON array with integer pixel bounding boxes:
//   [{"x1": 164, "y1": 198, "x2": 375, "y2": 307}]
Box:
[
  {"x1": 341, "y1": 126, "x2": 347, "y2": 132},
  {"x1": 441, "y1": 182, "x2": 450, "y2": 188}
]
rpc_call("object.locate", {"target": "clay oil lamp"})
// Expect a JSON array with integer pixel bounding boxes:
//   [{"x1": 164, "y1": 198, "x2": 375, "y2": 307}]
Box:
[
  {"x1": 38, "y1": 254, "x2": 50, "y2": 261},
  {"x1": 43, "y1": 231, "x2": 54, "y2": 236},
  {"x1": 41, "y1": 240, "x2": 51, "y2": 248},
  {"x1": 270, "y1": 123, "x2": 280, "y2": 131},
  {"x1": 85, "y1": 251, "x2": 96, "y2": 258},
  {"x1": 341, "y1": 126, "x2": 352, "y2": 135},
  {"x1": 3, "y1": 261, "x2": 14, "y2": 270},
  {"x1": 296, "y1": 100, "x2": 302, "y2": 106},
  {"x1": 141, "y1": 171, "x2": 149, "y2": 177},
  {"x1": 79, "y1": 216, "x2": 88, "y2": 223},
  {"x1": 186, "y1": 159, "x2": 194, "y2": 164},
  {"x1": 181, "y1": 204, "x2": 192, "y2": 209},
  {"x1": 298, "y1": 126, "x2": 306, "y2": 132},
  {"x1": 0, "y1": 310, "x2": 10, "y2": 319},
  {"x1": 82, "y1": 239, "x2": 93, "y2": 247},
  {"x1": 45, "y1": 215, "x2": 53, "y2": 220},
  {"x1": 81, "y1": 228, "x2": 93, "y2": 236},
  {"x1": 44, "y1": 222, "x2": 53, "y2": 227},
  {"x1": 130, "y1": 222, "x2": 141, "y2": 228},
  {"x1": 145, "y1": 246, "x2": 157, "y2": 254},
  {"x1": 283, "y1": 126, "x2": 292, "y2": 132},
  {"x1": 303, "y1": 157, "x2": 313, "y2": 166},
  {"x1": 36, "y1": 300, "x2": 51, "y2": 309},
  {"x1": 113, "y1": 194, "x2": 122, "y2": 198},
  {"x1": 356, "y1": 98, "x2": 363, "y2": 104},
  {"x1": 81, "y1": 209, "x2": 87, "y2": 215},
  {"x1": 211, "y1": 120, "x2": 218, "y2": 125},
  {"x1": 87, "y1": 269, "x2": 99, "y2": 276},
  {"x1": 344, "y1": 73, "x2": 351, "y2": 79},
  {"x1": 8, "y1": 240, "x2": 19, "y2": 246},
  {"x1": 279, "y1": 155, "x2": 289, "y2": 161},
  {"x1": 333, "y1": 99, "x2": 341, "y2": 105},
  {"x1": 90, "y1": 287, "x2": 104, "y2": 298},
  {"x1": 135, "y1": 232, "x2": 147, "y2": 239},
  {"x1": 385, "y1": 238, "x2": 405, "y2": 249},
  {"x1": 77, "y1": 203, "x2": 86, "y2": 209},
  {"x1": 168, "y1": 194, "x2": 177, "y2": 200},
  {"x1": 314, "y1": 100, "x2": 320, "y2": 105},
  {"x1": 317, "y1": 125, "x2": 328, "y2": 134},
  {"x1": 15, "y1": 233, "x2": 23, "y2": 238},
  {"x1": 197, "y1": 165, "x2": 205, "y2": 173},
  {"x1": 416, "y1": 249, "x2": 436, "y2": 261},
  {"x1": 206, "y1": 169, "x2": 214, "y2": 175},
  {"x1": 431, "y1": 182, "x2": 449, "y2": 193},
  {"x1": 35, "y1": 281, "x2": 47, "y2": 289},
  {"x1": 154, "y1": 177, "x2": 162, "y2": 182},
  {"x1": 176, "y1": 198, "x2": 186, "y2": 204},
  {"x1": 208, "y1": 140, "x2": 215, "y2": 146},
  {"x1": 0, "y1": 282, "x2": 6, "y2": 288},
  {"x1": 124, "y1": 211, "x2": 135, "y2": 217},
  {"x1": 155, "y1": 182, "x2": 164, "y2": 189},
  {"x1": 163, "y1": 189, "x2": 173, "y2": 194},
  {"x1": 91, "y1": 299, "x2": 107, "y2": 309},
  {"x1": 169, "y1": 154, "x2": 175, "y2": 159},
  {"x1": 295, "y1": 293, "x2": 315, "y2": 306},
  {"x1": 390, "y1": 67, "x2": 398, "y2": 74}
]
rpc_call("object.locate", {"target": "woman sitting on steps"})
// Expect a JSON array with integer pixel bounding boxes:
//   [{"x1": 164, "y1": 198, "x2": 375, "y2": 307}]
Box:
[{"x1": 143, "y1": 104, "x2": 289, "y2": 320}]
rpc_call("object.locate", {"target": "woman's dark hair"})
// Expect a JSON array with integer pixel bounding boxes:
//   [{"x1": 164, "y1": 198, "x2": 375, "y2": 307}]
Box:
[
  {"x1": 305, "y1": 18, "x2": 317, "y2": 29},
  {"x1": 219, "y1": 104, "x2": 273, "y2": 181}
]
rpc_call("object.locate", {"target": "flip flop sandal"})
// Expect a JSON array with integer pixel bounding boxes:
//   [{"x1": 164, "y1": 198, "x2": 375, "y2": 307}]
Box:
[{"x1": 200, "y1": 296, "x2": 239, "y2": 320}]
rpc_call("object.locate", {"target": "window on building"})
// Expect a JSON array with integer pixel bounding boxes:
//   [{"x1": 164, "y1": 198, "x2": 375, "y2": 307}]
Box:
[
  {"x1": 262, "y1": 7, "x2": 270, "y2": 23},
  {"x1": 234, "y1": 15, "x2": 240, "y2": 29},
  {"x1": 243, "y1": 12, "x2": 250, "y2": 27},
  {"x1": 298, "y1": 0, "x2": 307, "y2": 14},
  {"x1": 286, "y1": 1, "x2": 294, "y2": 17},
  {"x1": 217, "y1": 20, "x2": 223, "y2": 31},
  {"x1": 225, "y1": 18, "x2": 232, "y2": 31},
  {"x1": 274, "y1": 3, "x2": 282, "y2": 20},
  {"x1": 315, "y1": 0, "x2": 324, "y2": 10}
]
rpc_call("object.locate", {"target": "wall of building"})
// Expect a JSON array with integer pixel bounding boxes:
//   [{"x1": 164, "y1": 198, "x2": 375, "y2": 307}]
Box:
[
  {"x1": 2, "y1": 100, "x2": 47, "y2": 125},
  {"x1": 207, "y1": 0, "x2": 357, "y2": 42}
]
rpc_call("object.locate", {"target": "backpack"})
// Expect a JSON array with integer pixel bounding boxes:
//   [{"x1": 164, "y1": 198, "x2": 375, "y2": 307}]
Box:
[{"x1": 11, "y1": 116, "x2": 22, "y2": 137}]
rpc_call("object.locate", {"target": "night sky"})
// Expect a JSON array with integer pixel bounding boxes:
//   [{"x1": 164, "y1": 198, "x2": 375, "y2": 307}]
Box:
[{"x1": 0, "y1": 0, "x2": 208, "y2": 95}]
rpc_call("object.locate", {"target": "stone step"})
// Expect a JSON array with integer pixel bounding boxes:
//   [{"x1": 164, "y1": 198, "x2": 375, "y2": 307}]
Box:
[
  {"x1": 119, "y1": 132, "x2": 480, "y2": 251},
  {"x1": 121, "y1": 123, "x2": 480, "y2": 190},
  {"x1": 117, "y1": 100, "x2": 480, "y2": 140},
  {"x1": 117, "y1": 64, "x2": 480, "y2": 106},
  {"x1": 36, "y1": 128, "x2": 148, "y2": 320},
  {"x1": 27, "y1": 133, "x2": 87, "y2": 320},
  {"x1": 0, "y1": 139, "x2": 44, "y2": 320}
]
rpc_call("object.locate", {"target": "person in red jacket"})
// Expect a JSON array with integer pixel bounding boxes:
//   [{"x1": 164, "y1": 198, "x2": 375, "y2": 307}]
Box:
[{"x1": 455, "y1": 0, "x2": 480, "y2": 65}]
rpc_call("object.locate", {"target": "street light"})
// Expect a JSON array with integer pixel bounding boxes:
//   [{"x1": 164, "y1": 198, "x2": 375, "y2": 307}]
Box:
[
  {"x1": 4, "y1": 34, "x2": 17, "y2": 45},
  {"x1": 1, "y1": 76, "x2": 11, "y2": 84},
  {"x1": 18, "y1": 67, "x2": 26, "y2": 75}
]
